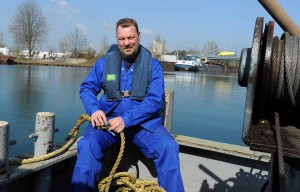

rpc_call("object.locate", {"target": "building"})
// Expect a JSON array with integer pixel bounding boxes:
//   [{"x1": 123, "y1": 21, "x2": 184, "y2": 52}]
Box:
[{"x1": 0, "y1": 47, "x2": 9, "y2": 55}]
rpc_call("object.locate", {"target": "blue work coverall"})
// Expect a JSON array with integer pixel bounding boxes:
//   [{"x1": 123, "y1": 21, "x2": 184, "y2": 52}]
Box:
[{"x1": 71, "y1": 55, "x2": 184, "y2": 192}]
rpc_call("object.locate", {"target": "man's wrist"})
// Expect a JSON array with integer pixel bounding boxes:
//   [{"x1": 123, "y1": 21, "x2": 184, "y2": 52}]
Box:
[{"x1": 120, "y1": 115, "x2": 130, "y2": 128}]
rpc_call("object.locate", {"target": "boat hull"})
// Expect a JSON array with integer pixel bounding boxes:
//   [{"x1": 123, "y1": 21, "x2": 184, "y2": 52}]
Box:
[
  {"x1": 0, "y1": 136, "x2": 270, "y2": 192},
  {"x1": 175, "y1": 64, "x2": 199, "y2": 71},
  {"x1": 0, "y1": 55, "x2": 17, "y2": 64}
]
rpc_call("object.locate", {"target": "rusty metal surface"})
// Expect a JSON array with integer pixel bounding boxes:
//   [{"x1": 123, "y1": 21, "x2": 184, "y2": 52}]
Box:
[
  {"x1": 259, "y1": 21, "x2": 274, "y2": 116},
  {"x1": 175, "y1": 135, "x2": 270, "y2": 162},
  {"x1": 238, "y1": 48, "x2": 251, "y2": 87},
  {"x1": 267, "y1": 37, "x2": 282, "y2": 112},
  {"x1": 242, "y1": 17, "x2": 264, "y2": 145},
  {"x1": 248, "y1": 121, "x2": 300, "y2": 159}
]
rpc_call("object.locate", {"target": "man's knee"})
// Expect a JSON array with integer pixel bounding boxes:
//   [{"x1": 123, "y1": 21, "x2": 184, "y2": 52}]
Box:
[
  {"x1": 75, "y1": 137, "x2": 103, "y2": 171},
  {"x1": 78, "y1": 137, "x2": 101, "y2": 155},
  {"x1": 161, "y1": 137, "x2": 179, "y2": 154}
]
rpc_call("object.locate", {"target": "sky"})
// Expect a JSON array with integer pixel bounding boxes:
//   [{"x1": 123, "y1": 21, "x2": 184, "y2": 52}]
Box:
[{"x1": 1, "y1": 0, "x2": 300, "y2": 53}]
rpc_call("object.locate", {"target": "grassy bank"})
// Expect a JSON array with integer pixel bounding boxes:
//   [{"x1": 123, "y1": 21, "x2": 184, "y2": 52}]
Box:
[{"x1": 13, "y1": 56, "x2": 102, "y2": 67}]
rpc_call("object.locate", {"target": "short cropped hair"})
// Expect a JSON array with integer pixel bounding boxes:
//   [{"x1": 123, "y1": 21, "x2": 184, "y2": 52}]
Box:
[{"x1": 116, "y1": 18, "x2": 139, "y2": 33}]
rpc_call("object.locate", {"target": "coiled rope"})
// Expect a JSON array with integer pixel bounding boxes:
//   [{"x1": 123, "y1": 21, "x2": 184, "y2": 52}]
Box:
[{"x1": 10, "y1": 114, "x2": 165, "y2": 192}]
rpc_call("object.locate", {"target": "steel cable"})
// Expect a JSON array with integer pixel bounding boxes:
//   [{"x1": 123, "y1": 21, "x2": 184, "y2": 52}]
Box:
[
  {"x1": 276, "y1": 32, "x2": 300, "y2": 108},
  {"x1": 264, "y1": 32, "x2": 300, "y2": 192},
  {"x1": 269, "y1": 37, "x2": 279, "y2": 109},
  {"x1": 274, "y1": 112, "x2": 286, "y2": 192}
]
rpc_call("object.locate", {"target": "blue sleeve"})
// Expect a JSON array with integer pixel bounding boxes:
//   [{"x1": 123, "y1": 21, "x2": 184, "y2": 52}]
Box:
[
  {"x1": 120, "y1": 59, "x2": 165, "y2": 127},
  {"x1": 79, "y1": 58, "x2": 104, "y2": 115}
]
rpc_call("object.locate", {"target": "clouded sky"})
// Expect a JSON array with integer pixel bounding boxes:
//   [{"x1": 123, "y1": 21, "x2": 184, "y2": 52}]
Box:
[{"x1": 1, "y1": 0, "x2": 300, "y2": 53}]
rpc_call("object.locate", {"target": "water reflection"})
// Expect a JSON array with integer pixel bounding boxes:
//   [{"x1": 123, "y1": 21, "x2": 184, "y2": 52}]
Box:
[{"x1": 165, "y1": 71, "x2": 246, "y2": 146}]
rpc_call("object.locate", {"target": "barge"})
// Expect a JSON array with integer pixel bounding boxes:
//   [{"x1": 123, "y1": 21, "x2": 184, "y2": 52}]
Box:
[
  {"x1": 0, "y1": 55, "x2": 16, "y2": 64},
  {"x1": 1, "y1": 0, "x2": 300, "y2": 191}
]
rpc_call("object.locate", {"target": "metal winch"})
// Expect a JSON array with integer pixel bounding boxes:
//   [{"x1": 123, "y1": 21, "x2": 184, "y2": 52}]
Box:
[
  {"x1": 238, "y1": 10, "x2": 300, "y2": 192},
  {"x1": 239, "y1": 17, "x2": 300, "y2": 157}
]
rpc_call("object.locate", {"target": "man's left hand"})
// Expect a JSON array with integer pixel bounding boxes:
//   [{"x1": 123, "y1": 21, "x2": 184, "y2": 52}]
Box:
[{"x1": 108, "y1": 117, "x2": 125, "y2": 133}]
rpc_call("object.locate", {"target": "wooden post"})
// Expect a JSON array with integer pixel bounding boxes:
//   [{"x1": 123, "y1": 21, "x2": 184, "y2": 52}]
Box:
[{"x1": 163, "y1": 89, "x2": 174, "y2": 133}]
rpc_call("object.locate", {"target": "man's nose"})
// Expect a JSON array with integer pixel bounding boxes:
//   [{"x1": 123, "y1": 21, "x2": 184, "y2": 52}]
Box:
[{"x1": 124, "y1": 38, "x2": 130, "y2": 46}]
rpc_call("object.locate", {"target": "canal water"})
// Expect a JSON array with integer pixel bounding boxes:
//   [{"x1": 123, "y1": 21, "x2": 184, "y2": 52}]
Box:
[{"x1": 0, "y1": 65, "x2": 247, "y2": 157}]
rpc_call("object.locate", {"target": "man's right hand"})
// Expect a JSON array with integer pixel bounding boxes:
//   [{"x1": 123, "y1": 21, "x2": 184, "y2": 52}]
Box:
[{"x1": 91, "y1": 110, "x2": 107, "y2": 127}]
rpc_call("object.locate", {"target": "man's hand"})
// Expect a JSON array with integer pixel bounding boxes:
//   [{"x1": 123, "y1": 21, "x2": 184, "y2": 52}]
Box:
[
  {"x1": 91, "y1": 110, "x2": 107, "y2": 127},
  {"x1": 108, "y1": 117, "x2": 125, "y2": 133}
]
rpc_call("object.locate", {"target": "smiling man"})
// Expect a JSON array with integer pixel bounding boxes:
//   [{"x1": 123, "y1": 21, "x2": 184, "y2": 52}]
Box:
[{"x1": 71, "y1": 18, "x2": 184, "y2": 192}]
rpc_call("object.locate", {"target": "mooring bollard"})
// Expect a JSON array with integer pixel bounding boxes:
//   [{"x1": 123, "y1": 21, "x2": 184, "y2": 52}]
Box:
[
  {"x1": 33, "y1": 112, "x2": 55, "y2": 156},
  {"x1": 32, "y1": 112, "x2": 55, "y2": 192},
  {"x1": 0, "y1": 121, "x2": 9, "y2": 174}
]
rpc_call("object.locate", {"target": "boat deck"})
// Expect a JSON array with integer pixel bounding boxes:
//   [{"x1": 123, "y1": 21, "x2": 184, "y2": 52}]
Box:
[{"x1": 0, "y1": 135, "x2": 270, "y2": 192}]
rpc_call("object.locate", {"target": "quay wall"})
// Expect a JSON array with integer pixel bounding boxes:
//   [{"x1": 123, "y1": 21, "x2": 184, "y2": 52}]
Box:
[{"x1": 158, "y1": 61, "x2": 175, "y2": 72}]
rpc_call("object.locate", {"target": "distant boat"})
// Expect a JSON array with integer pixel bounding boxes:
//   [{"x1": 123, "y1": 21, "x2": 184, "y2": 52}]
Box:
[
  {"x1": 0, "y1": 55, "x2": 17, "y2": 64},
  {"x1": 206, "y1": 63, "x2": 223, "y2": 70},
  {"x1": 175, "y1": 55, "x2": 205, "y2": 71}
]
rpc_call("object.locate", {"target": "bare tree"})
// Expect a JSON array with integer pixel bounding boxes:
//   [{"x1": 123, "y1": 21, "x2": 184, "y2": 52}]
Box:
[
  {"x1": 59, "y1": 36, "x2": 69, "y2": 53},
  {"x1": 200, "y1": 41, "x2": 218, "y2": 55},
  {"x1": 83, "y1": 36, "x2": 89, "y2": 51},
  {"x1": 152, "y1": 34, "x2": 167, "y2": 58},
  {"x1": 9, "y1": 0, "x2": 48, "y2": 59},
  {"x1": 0, "y1": 32, "x2": 5, "y2": 47},
  {"x1": 186, "y1": 47, "x2": 199, "y2": 56},
  {"x1": 99, "y1": 34, "x2": 110, "y2": 55},
  {"x1": 68, "y1": 28, "x2": 85, "y2": 58}
]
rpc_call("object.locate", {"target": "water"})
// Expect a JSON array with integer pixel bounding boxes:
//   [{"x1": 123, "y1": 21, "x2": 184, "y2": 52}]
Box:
[{"x1": 0, "y1": 65, "x2": 247, "y2": 157}]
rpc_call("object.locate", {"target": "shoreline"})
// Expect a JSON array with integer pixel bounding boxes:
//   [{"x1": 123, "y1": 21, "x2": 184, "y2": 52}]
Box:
[
  {"x1": 1, "y1": 58, "x2": 238, "y2": 73},
  {"x1": 1, "y1": 57, "x2": 100, "y2": 67}
]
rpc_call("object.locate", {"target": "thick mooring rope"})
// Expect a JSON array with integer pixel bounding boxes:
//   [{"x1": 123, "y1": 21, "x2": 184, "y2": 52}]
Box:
[
  {"x1": 9, "y1": 114, "x2": 91, "y2": 165},
  {"x1": 10, "y1": 114, "x2": 165, "y2": 192}
]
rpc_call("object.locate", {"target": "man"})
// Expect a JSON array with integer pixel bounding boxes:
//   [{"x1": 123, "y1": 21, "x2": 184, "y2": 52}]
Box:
[{"x1": 72, "y1": 18, "x2": 184, "y2": 192}]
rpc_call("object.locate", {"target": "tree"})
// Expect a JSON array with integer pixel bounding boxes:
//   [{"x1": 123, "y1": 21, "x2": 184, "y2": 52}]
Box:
[
  {"x1": 99, "y1": 34, "x2": 110, "y2": 55},
  {"x1": 152, "y1": 34, "x2": 167, "y2": 58},
  {"x1": 177, "y1": 50, "x2": 187, "y2": 59},
  {"x1": 0, "y1": 32, "x2": 5, "y2": 47},
  {"x1": 59, "y1": 36, "x2": 69, "y2": 53},
  {"x1": 83, "y1": 36, "x2": 89, "y2": 51},
  {"x1": 9, "y1": 0, "x2": 48, "y2": 59},
  {"x1": 86, "y1": 46, "x2": 96, "y2": 59},
  {"x1": 68, "y1": 28, "x2": 85, "y2": 58},
  {"x1": 200, "y1": 41, "x2": 218, "y2": 56},
  {"x1": 186, "y1": 47, "x2": 199, "y2": 56}
]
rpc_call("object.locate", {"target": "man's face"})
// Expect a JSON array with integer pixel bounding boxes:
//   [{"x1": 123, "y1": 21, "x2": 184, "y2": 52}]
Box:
[{"x1": 116, "y1": 25, "x2": 140, "y2": 59}]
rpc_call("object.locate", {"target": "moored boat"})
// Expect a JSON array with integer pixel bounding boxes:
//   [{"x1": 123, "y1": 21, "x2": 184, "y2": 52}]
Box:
[
  {"x1": 0, "y1": 55, "x2": 17, "y2": 64},
  {"x1": 175, "y1": 55, "x2": 204, "y2": 71}
]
